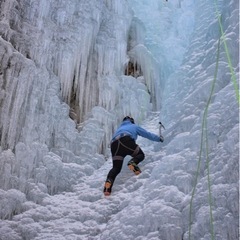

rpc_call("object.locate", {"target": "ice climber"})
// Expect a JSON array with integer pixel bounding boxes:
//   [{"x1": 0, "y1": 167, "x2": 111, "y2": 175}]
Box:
[{"x1": 103, "y1": 116, "x2": 164, "y2": 196}]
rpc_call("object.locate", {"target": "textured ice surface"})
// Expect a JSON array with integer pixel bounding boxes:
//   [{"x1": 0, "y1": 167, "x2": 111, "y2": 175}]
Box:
[{"x1": 0, "y1": 0, "x2": 239, "y2": 239}]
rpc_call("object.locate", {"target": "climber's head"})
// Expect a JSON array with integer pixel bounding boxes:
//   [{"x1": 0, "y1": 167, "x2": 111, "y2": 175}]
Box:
[{"x1": 123, "y1": 116, "x2": 135, "y2": 124}]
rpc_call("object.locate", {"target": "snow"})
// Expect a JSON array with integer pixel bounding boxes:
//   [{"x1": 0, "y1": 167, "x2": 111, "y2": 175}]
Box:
[{"x1": 0, "y1": 0, "x2": 239, "y2": 239}]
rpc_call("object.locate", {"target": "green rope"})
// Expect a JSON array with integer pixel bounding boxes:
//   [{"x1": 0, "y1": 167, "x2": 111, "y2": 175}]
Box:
[
  {"x1": 188, "y1": 116, "x2": 205, "y2": 240},
  {"x1": 188, "y1": 1, "x2": 239, "y2": 237},
  {"x1": 202, "y1": 35, "x2": 221, "y2": 240},
  {"x1": 188, "y1": 28, "x2": 221, "y2": 240},
  {"x1": 214, "y1": 0, "x2": 240, "y2": 105}
]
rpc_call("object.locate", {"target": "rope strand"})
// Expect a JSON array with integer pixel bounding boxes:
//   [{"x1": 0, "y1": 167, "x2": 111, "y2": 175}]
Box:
[
  {"x1": 214, "y1": 0, "x2": 240, "y2": 105},
  {"x1": 188, "y1": 28, "x2": 221, "y2": 240}
]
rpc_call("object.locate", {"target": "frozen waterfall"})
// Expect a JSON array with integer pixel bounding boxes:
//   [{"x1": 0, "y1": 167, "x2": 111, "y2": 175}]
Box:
[{"x1": 0, "y1": 0, "x2": 239, "y2": 240}]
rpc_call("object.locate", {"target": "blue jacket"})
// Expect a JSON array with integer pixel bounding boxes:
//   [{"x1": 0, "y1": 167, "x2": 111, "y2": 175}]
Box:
[{"x1": 112, "y1": 120, "x2": 160, "y2": 142}]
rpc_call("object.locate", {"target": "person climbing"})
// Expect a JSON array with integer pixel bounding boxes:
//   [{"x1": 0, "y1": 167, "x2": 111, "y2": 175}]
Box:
[{"x1": 103, "y1": 116, "x2": 164, "y2": 196}]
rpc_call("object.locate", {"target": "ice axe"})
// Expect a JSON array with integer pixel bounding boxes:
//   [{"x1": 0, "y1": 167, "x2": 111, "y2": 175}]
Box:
[{"x1": 159, "y1": 122, "x2": 165, "y2": 142}]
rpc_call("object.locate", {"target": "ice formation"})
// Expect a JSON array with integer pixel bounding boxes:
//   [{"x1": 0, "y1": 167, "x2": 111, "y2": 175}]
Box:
[{"x1": 0, "y1": 0, "x2": 239, "y2": 239}]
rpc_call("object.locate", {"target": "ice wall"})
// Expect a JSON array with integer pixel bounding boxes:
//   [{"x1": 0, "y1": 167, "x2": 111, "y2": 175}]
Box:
[
  {"x1": 115, "y1": 0, "x2": 238, "y2": 239},
  {"x1": 0, "y1": 0, "x2": 153, "y2": 203},
  {"x1": 0, "y1": 0, "x2": 131, "y2": 147},
  {"x1": 0, "y1": 0, "x2": 238, "y2": 239},
  {"x1": 160, "y1": 0, "x2": 239, "y2": 239},
  {"x1": 99, "y1": 0, "x2": 239, "y2": 239},
  {"x1": 127, "y1": 0, "x2": 195, "y2": 109}
]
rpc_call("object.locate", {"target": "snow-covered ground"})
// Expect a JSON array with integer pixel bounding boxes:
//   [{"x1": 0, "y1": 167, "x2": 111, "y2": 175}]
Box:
[{"x1": 0, "y1": 0, "x2": 239, "y2": 239}]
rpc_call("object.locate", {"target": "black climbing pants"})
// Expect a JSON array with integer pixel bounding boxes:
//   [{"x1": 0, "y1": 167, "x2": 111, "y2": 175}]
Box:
[{"x1": 106, "y1": 136, "x2": 145, "y2": 184}]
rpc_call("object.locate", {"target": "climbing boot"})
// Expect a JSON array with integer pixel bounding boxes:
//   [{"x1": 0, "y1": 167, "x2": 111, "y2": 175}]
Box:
[
  {"x1": 127, "y1": 160, "x2": 141, "y2": 175},
  {"x1": 103, "y1": 179, "x2": 112, "y2": 196}
]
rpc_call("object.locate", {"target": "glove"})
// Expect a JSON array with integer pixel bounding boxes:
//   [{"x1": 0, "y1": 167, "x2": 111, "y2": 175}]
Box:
[{"x1": 159, "y1": 135, "x2": 164, "y2": 142}]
